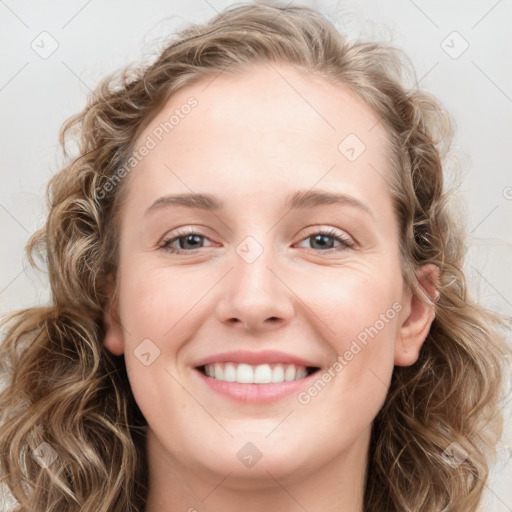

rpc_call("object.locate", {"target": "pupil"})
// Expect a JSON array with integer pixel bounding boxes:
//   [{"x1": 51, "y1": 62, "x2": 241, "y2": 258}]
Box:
[
  {"x1": 313, "y1": 234, "x2": 333, "y2": 250},
  {"x1": 181, "y1": 234, "x2": 202, "y2": 249}
]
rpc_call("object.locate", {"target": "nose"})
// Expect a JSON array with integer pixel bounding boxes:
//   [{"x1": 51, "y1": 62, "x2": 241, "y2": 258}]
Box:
[{"x1": 214, "y1": 240, "x2": 295, "y2": 333}]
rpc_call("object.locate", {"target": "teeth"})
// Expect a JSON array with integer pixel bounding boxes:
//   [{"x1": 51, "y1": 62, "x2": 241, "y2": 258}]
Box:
[
  {"x1": 254, "y1": 364, "x2": 272, "y2": 383},
  {"x1": 284, "y1": 364, "x2": 296, "y2": 382},
  {"x1": 271, "y1": 364, "x2": 284, "y2": 383},
  {"x1": 296, "y1": 367, "x2": 307, "y2": 379},
  {"x1": 202, "y1": 362, "x2": 312, "y2": 384},
  {"x1": 237, "y1": 363, "x2": 253, "y2": 384},
  {"x1": 223, "y1": 363, "x2": 237, "y2": 382}
]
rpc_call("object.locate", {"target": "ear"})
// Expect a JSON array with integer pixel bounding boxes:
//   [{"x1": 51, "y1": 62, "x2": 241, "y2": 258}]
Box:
[
  {"x1": 395, "y1": 264, "x2": 439, "y2": 367},
  {"x1": 103, "y1": 274, "x2": 125, "y2": 356}
]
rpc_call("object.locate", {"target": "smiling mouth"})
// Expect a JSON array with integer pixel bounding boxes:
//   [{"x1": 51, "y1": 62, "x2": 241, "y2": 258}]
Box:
[{"x1": 196, "y1": 362, "x2": 320, "y2": 384}]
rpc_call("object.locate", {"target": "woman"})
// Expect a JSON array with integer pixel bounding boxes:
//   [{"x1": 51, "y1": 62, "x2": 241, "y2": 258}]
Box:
[{"x1": 1, "y1": 2, "x2": 510, "y2": 511}]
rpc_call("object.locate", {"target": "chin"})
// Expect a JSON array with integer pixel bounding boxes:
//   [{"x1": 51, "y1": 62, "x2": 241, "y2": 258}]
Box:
[{"x1": 186, "y1": 434, "x2": 316, "y2": 485}]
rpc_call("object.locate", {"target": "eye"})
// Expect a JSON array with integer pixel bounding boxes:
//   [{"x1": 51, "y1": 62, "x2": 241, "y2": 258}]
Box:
[
  {"x1": 296, "y1": 228, "x2": 355, "y2": 253},
  {"x1": 159, "y1": 229, "x2": 214, "y2": 254},
  {"x1": 158, "y1": 227, "x2": 355, "y2": 255}
]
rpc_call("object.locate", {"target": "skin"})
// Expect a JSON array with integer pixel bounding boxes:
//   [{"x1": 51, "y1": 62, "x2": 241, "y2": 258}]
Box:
[{"x1": 103, "y1": 62, "x2": 437, "y2": 512}]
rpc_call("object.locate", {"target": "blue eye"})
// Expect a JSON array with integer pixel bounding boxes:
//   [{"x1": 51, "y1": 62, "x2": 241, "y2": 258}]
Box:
[
  {"x1": 298, "y1": 229, "x2": 354, "y2": 252},
  {"x1": 159, "y1": 231, "x2": 212, "y2": 253},
  {"x1": 159, "y1": 228, "x2": 354, "y2": 255}
]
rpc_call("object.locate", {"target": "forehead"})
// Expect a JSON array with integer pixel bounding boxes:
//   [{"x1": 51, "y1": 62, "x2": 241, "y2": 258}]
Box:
[
  {"x1": 124, "y1": 62, "x2": 393, "y2": 214},
  {"x1": 144, "y1": 63, "x2": 387, "y2": 144}
]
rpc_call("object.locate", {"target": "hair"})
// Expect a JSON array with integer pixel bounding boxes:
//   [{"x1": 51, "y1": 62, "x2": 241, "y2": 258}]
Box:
[{"x1": 1, "y1": 1, "x2": 510, "y2": 511}]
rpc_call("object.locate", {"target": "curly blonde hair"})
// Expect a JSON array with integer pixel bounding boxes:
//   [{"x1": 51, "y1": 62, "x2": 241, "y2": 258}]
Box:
[{"x1": 1, "y1": 1, "x2": 510, "y2": 511}]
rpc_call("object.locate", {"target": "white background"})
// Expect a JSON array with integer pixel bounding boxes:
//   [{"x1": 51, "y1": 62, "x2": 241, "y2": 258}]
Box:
[{"x1": 1, "y1": 0, "x2": 511, "y2": 510}]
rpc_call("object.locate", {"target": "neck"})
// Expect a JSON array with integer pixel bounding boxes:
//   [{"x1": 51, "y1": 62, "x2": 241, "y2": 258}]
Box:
[{"x1": 144, "y1": 426, "x2": 370, "y2": 512}]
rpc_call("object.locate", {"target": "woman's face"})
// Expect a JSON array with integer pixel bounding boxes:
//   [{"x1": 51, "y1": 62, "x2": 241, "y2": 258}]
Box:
[{"x1": 104, "y1": 63, "x2": 434, "y2": 492}]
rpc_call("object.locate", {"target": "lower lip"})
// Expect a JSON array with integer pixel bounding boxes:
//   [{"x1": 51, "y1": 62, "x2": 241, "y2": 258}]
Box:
[{"x1": 194, "y1": 368, "x2": 318, "y2": 403}]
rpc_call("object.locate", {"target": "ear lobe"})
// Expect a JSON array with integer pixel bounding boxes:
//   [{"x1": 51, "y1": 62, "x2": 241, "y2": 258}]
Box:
[
  {"x1": 103, "y1": 275, "x2": 125, "y2": 356},
  {"x1": 395, "y1": 264, "x2": 439, "y2": 367}
]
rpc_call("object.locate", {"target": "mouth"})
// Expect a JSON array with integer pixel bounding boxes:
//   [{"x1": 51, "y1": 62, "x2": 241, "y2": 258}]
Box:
[
  {"x1": 196, "y1": 362, "x2": 320, "y2": 384},
  {"x1": 192, "y1": 350, "x2": 323, "y2": 402}
]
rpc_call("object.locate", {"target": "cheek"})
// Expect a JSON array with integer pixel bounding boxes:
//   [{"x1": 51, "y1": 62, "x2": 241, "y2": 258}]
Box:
[
  {"x1": 117, "y1": 267, "x2": 197, "y2": 431},
  {"x1": 311, "y1": 265, "x2": 401, "y2": 342},
  {"x1": 311, "y1": 268, "x2": 400, "y2": 401},
  {"x1": 115, "y1": 264, "x2": 193, "y2": 396},
  {"x1": 118, "y1": 263, "x2": 196, "y2": 341}
]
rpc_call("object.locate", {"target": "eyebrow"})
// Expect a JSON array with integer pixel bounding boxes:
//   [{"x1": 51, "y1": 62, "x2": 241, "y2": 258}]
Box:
[{"x1": 144, "y1": 190, "x2": 373, "y2": 218}]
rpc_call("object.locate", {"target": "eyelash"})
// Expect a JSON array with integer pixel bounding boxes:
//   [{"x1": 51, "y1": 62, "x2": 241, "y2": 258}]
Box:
[{"x1": 158, "y1": 227, "x2": 355, "y2": 255}]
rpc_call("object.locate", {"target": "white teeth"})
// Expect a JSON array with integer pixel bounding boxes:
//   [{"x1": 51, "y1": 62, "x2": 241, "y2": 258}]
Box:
[
  {"x1": 271, "y1": 365, "x2": 284, "y2": 383},
  {"x1": 202, "y1": 362, "x2": 312, "y2": 384},
  {"x1": 236, "y1": 363, "x2": 253, "y2": 383},
  {"x1": 254, "y1": 364, "x2": 272, "y2": 384},
  {"x1": 223, "y1": 363, "x2": 237, "y2": 382}
]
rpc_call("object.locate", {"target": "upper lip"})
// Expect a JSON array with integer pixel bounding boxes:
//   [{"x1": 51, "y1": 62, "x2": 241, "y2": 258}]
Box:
[{"x1": 193, "y1": 350, "x2": 321, "y2": 368}]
